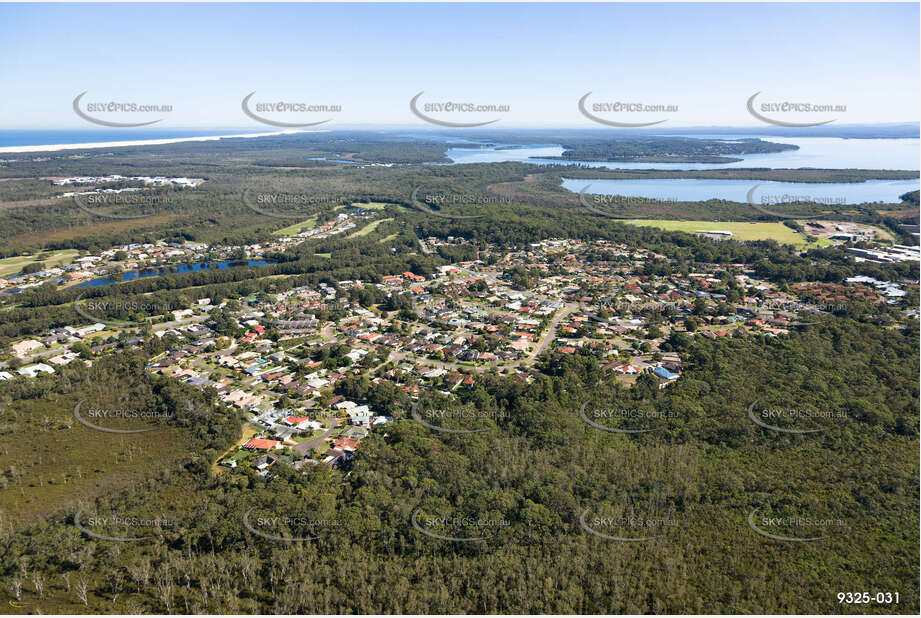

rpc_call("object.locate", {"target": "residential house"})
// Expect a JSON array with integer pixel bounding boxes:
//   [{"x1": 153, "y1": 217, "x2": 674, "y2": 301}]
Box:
[
  {"x1": 242, "y1": 438, "x2": 282, "y2": 451},
  {"x1": 347, "y1": 405, "x2": 373, "y2": 426},
  {"x1": 252, "y1": 454, "x2": 279, "y2": 471},
  {"x1": 11, "y1": 339, "x2": 43, "y2": 358},
  {"x1": 18, "y1": 363, "x2": 54, "y2": 378}
]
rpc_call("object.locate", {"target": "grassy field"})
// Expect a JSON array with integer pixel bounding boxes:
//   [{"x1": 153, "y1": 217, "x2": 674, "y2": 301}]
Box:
[
  {"x1": 0, "y1": 390, "x2": 193, "y2": 528},
  {"x1": 623, "y1": 219, "x2": 829, "y2": 248},
  {"x1": 272, "y1": 217, "x2": 317, "y2": 236},
  {"x1": 351, "y1": 201, "x2": 395, "y2": 210},
  {"x1": 379, "y1": 232, "x2": 400, "y2": 243},
  {"x1": 348, "y1": 217, "x2": 392, "y2": 238},
  {"x1": 0, "y1": 249, "x2": 79, "y2": 277}
]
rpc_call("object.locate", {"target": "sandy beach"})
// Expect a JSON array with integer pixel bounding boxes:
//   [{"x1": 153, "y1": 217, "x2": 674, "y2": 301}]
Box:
[{"x1": 0, "y1": 129, "x2": 321, "y2": 154}]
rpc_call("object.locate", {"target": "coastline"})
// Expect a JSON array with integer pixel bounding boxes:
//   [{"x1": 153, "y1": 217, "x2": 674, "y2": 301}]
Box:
[{"x1": 0, "y1": 129, "x2": 322, "y2": 154}]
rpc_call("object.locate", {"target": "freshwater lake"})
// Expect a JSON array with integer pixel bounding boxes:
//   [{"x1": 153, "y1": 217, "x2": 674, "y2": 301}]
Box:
[{"x1": 77, "y1": 260, "x2": 274, "y2": 288}]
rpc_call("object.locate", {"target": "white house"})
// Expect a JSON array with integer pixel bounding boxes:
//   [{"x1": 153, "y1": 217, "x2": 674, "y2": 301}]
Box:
[
  {"x1": 347, "y1": 405, "x2": 373, "y2": 426},
  {"x1": 18, "y1": 363, "x2": 54, "y2": 378},
  {"x1": 11, "y1": 339, "x2": 43, "y2": 358},
  {"x1": 423, "y1": 367, "x2": 447, "y2": 379}
]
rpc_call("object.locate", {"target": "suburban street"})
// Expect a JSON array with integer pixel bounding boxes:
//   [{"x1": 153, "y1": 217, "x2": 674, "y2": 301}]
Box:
[{"x1": 525, "y1": 302, "x2": 578, "y2": 365}]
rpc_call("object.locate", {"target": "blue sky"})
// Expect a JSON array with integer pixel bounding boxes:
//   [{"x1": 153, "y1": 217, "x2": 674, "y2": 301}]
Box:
[{"x1": 0, "y1": 2, "x2": 918, "y2": 129}]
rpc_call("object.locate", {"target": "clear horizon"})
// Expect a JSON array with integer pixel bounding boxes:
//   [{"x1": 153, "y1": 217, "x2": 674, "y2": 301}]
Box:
[
  {"x1": 1, "y1": 3, "x2": 918, "y2": 130},
  {"x1": 2, "y1": 122, "x2": 920, "y2": 130}
]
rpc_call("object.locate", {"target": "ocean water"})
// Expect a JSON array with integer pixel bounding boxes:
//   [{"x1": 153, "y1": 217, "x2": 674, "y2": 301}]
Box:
[
  {"x1": 0, "y1": 129, "x2": 272, "y2": 148},
  {"x1": 445, "y1": 137, "x2": 921, "y2": 171},
  {"x1": 563, "y1": 177, "x2": 921, "y2": 205}
]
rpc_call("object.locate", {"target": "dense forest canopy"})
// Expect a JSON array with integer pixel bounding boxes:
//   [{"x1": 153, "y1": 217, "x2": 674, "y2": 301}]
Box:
[{"x1": 0, "y1": 131, "x2": 917, "y2": 614}]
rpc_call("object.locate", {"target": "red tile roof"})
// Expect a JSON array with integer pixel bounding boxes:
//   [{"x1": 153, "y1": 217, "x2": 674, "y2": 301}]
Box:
[
  {"x1": 333, "y1": 437, "x2": 360, "y2": 451},
  {"x1": 243, "y1": 438, "x2": 280, "y2": 450}
]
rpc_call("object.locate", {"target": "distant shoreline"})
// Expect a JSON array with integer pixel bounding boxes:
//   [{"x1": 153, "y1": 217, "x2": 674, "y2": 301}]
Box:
[{"x1": 0, "y1": 129, "x2": 320, "y2": 154}]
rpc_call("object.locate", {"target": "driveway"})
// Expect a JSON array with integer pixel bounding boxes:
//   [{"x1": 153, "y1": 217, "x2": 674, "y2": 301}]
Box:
[{"x1": 293, "y1": 419, "x2": 339, "y2": 457}]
